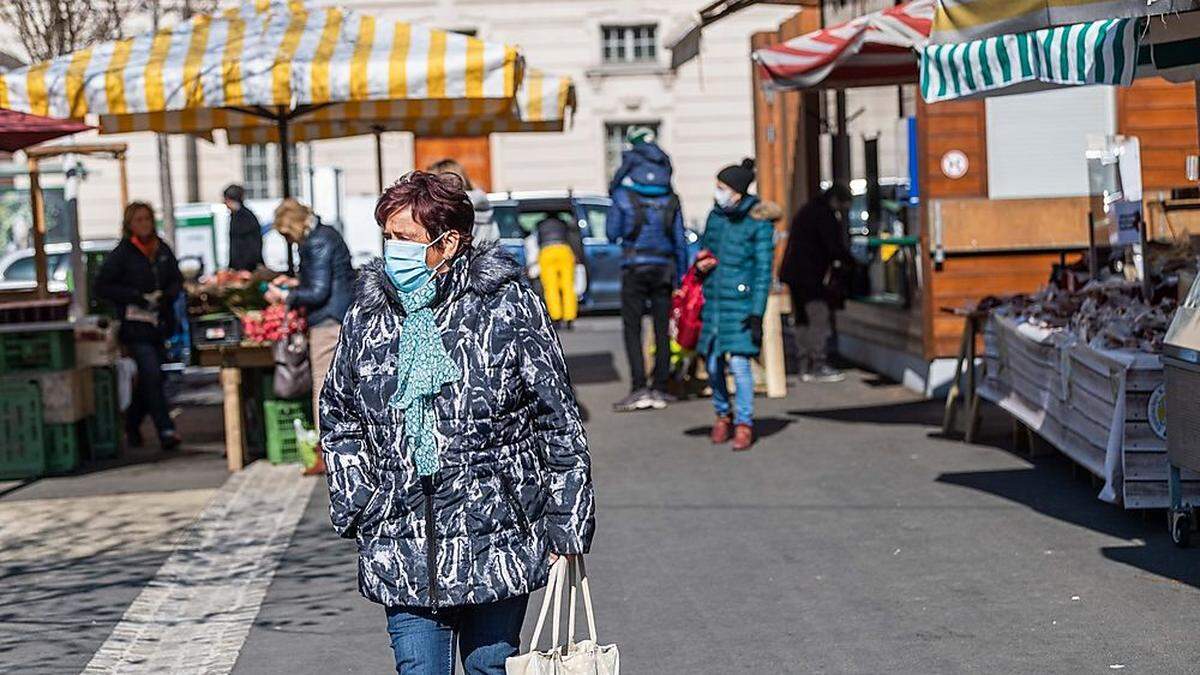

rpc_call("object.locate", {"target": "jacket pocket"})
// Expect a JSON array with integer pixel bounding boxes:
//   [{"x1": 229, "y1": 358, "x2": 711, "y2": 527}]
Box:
[{"x1": 498, "y1": 472, "x2": 533, "y2": 537}]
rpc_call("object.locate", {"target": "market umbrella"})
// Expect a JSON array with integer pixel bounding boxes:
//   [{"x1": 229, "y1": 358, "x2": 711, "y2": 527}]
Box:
[
  {"x1": 0, "y1": 2, "x2": 522, "y2": 196},
  {"x1": 0, "y1": 108, "x2": 93, "y2": 152},
  {"x1": 223, "y1": 67, "x2": 576, "y2": 143},
  {"x1": 919, "y1": 14, "x2": 1200, "y2": 102},
  {"x1": 751, "y1": 0, "x2": 934, "y2": 90},
  {"x1": 929, "y1": 0, "x2": 1200, "y2": 44}
]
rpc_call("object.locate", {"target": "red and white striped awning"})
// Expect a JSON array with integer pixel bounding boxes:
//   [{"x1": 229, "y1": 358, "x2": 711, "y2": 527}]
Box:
[{"x1": 752, "y1": 0, "x2": 934, "y2": 90}]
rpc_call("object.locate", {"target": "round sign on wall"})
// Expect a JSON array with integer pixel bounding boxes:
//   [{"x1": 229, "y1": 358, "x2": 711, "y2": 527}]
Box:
[
  {"x1": 1148, "y1": 383, "x2": 1167, "y2": 440},
  {"x1": 941, "y1": 150, "x2": 969, "y2": 180}
]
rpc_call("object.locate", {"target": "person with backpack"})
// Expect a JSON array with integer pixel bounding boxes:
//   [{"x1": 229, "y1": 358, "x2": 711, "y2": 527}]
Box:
[{"x1": 607, "y1": 131, "x2": 690, "y2": 413}]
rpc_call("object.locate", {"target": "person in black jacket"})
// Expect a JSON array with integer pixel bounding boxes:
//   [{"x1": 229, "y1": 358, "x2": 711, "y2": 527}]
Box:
[
  {"x1": 95, "y1": 201, "x2": 184, "y2": 450},
  {"x1": 224, "y1": 184, "x2": 263, "y2": 272},
  {"x1": 779, "y1": 184, "x2": 854, "y2": 383},
  {"x1": 264, "y1": 198, "x2": 355, "y2": 475}
]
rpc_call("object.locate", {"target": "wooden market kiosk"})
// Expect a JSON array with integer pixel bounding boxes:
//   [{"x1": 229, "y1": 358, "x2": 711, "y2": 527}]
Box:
[{"x1": 750, "y1": 4, "x2": 1200, "y2": 396}]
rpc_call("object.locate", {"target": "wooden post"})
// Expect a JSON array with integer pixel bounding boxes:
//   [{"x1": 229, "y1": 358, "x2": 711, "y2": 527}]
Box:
[
  {"x1": 27, "y1": 157, "x2": 48, "y2": 298},
  {"x1": 117, "y1": 151, "x2": 129, "y2": 209},
  {"x1": 221, "y1": 366, "x2": 245, "y2": 471},
  {"x1": 762, "y1": 292, "x2": 788, "y2": 398}
]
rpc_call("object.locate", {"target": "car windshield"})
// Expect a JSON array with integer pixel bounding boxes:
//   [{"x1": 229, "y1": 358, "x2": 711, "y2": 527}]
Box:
[
  {"x1": 494, "y1": 205, "x2": 579, "y2": 239},
  {"x1": 579, "y1": 204, "x2": 608, "y2": 240}
]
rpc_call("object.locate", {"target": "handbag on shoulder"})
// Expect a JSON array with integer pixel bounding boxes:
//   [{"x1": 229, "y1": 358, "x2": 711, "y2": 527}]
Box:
[
  {"x1": 272, "y1": 331, "x2": 312, "y2": 399},
  {"x1": 506, "y1": 556, "x2": 619, "y2": 675}
]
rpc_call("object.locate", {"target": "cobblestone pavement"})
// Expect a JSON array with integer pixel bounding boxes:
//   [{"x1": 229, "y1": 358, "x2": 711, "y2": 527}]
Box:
[{"x1": 7, "y1": 319, "x2": 1200, "y2": 673}]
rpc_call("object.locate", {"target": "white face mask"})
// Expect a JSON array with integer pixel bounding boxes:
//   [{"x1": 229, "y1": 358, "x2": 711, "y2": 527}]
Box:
[{"x1": 714, "y1": 187, "x2": 736, "y2": 209}]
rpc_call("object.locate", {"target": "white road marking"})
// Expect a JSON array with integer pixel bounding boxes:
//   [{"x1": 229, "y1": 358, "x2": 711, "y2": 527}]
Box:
[{"x1": 83, "y1": 462, "x2": 316, "y2": 674}]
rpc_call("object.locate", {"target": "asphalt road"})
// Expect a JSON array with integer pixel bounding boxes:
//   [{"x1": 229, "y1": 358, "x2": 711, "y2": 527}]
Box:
[{"x1": 232, "y1": 318, "x2": 1200, "y2": 674}]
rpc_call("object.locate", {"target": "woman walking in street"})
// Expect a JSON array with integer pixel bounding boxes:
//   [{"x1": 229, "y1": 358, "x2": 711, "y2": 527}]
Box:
[
  {"x1": 696, "y1": 159, "x2": 779, "y2": 451},
  {"x1": 320, "y1": 171, "x2": 594, "y2": 674},
  {"x1": 264, "y1": 198, "x2": 355, "y2": 476},
  {"x1": 96, "y1": 201, "x2": 184, "y2": 450}
]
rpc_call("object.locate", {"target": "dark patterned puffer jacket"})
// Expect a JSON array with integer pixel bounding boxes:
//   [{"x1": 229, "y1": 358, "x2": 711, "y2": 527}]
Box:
[{"x1": 320, "y1": 243, "x2": 594, "y2": 609}]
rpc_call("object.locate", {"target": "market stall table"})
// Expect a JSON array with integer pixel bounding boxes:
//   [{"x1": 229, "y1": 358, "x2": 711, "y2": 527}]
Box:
[{"x1": 196, "y1": 343, "x2": 274, "y2": 472}]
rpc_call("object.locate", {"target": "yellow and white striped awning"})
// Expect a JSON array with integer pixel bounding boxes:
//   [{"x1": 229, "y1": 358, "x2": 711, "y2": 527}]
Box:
[
  {"x1": 224, "y1": 67, "x2": 576, "y2": 143},
  {"x1": 0, "y1": 2, "x2": 521, "y2": 135},
  {"x1": 930, "y1": 0, "x2": 1200, "y2": 44}
]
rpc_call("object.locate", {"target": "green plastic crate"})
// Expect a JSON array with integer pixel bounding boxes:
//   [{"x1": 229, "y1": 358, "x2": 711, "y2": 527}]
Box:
[
  {"x1": 0, "y1": 381, "x2": 45, "y2": 480},
  {"x1": 263, "y1": 399, "x2": 311, "y2": 465},
  {"x1": 86, "y1": 367, "x2": 119, "y2": 460},
  {"x1": 0, "y1": 329, "x2": 75, "y2": 374},
  {"x1": 43, "y1": 422, "x2": 81, "y2": 475}
]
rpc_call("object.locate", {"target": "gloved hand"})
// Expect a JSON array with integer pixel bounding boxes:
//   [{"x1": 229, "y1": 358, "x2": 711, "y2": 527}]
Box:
[
  {"x1": 744, "y1": 315, "x2": 763, "y2": 346},
  {"x1": 142, "y1": 290, "x2": 163, "y2": 307}
]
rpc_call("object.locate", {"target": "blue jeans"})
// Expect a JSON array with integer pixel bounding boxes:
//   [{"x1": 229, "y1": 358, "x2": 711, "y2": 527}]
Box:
[
  {"x1": 386, "y1": 594, "x2": 529, "y2": 675},
  {"x1": 708, "y1": 352, "x2": 754, "y2": 425}
]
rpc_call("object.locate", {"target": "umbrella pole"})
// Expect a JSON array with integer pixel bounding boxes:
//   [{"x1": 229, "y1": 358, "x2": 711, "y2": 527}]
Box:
[
  {"x1": 374, "y1": 126, "x2": 384, "y2": 193},
  {"x1": 278, "y1": 110, "x2": 295, "y2": 274},
  {"x1": 64, "y1": 154, "x2": 86, "y2": 318},
  {"x1": 27, "y1": 156, "x2": 48, "y2": 299}
]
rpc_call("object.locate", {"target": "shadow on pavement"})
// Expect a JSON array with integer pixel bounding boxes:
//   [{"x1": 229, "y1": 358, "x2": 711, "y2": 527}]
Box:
[
  {"x1": 1101, "y1": 543, "x2": 1200, "y2": 590},
  {"x1": 565, "y1": 351, "x2": 621, "y2": 386},
  {"x1": 790, "y1": 399, "x2": 944, "y2": 427},
  {"x1": 682, "y1": 416, "x2": 792, "y2": 439}
]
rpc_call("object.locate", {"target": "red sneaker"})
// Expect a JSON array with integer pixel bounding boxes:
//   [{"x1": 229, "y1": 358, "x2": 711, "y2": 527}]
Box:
[
  {"x1": 732, "y1": 424, "x2": 754, "y2": 451},
  {"x1": 710, "y1": 416, "x2": 733, "y2": 444}
]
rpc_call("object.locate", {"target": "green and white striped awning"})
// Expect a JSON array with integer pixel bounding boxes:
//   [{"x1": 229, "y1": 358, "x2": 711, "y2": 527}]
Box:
[{"x1": 920, "y1": 18, "x2": 1138, "y2": 102}]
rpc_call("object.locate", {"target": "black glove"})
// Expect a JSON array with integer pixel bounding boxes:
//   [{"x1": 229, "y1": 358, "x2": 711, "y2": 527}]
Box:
[{"x1": 744, "y1": 315, "x2": 763, "y2": 346}]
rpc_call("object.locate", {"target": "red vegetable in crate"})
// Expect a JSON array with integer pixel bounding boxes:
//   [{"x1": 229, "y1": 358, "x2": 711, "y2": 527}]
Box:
[{"x1": 241, "y1": 304, "x2": 307, "y2": 344}]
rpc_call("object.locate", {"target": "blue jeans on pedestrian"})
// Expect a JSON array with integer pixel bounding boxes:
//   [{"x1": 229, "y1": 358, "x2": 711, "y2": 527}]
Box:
[
  {"x1": 385, "y1": 594, "x2": 529, "y2": 675},
  {"x1": 125, "y1": 341, "x2": 175, "y2": 440},
  {"x1": 708, "y1": 352, "x2": 754, "y2": 426}
]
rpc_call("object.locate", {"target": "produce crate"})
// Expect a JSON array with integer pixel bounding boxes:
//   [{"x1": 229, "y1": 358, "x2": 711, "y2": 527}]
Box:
[
  {"x1": 263, "y1": 399, "x2": 311, "y2": 465},
  {"x1": 43, "y1": 422, "x2": 82, "y2": 475},
  {"x1": 191, "y1": 313, "x2": 242, "y2": 348},
  {"x1": 86, "y1": 367, "x2": 120, "y2": 460},
  {"x1": 3, "y1": 368, "x2": 96, "y2": 423},
  {"x1": 0, "y1": 328, "x2": 74, "y2": 374},
  {"x1": 0, "y1": 381, "x2": 44, "y2": 480}
]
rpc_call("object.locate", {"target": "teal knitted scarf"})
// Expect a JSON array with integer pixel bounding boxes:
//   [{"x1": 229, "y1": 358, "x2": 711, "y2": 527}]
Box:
[{"x1": 390, "y1": 280, "x2": 461, "y2": 476}]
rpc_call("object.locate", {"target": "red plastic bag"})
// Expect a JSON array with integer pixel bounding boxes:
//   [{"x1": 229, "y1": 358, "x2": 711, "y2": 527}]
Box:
[{"x1": 671, "y1": 264, "x2": 705, "y2": 351}]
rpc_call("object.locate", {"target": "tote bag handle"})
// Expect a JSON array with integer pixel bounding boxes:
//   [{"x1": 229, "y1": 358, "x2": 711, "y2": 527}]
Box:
[{"x1": 528, "y1": 556, "x2": 599, "y2": 651}]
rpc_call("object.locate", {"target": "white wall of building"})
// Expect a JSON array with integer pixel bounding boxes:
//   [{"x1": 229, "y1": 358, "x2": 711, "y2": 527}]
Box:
[{"x1": 2, "y1": 0, "x2": 796, "y2": 241}]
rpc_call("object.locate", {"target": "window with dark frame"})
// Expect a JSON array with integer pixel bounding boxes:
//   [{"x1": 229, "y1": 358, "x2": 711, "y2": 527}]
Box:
[
  {"x1": 601, "y1": 24, "x2": 657, "y2": 64},
  {"x1": 242, "y1": 143, "x2": 300, "y2": 199}
]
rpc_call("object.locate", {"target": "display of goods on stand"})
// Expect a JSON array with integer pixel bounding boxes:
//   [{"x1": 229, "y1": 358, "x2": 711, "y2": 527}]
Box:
[
  {"x1": 185, "y1": 269, "x2": 269, "y2": 318},
  {"x1": 977, "y1": 249, "x2": 1200, "y2": 509},
  {"x1": 241, "y1": 304, "x2": 307, "y2": 344}
]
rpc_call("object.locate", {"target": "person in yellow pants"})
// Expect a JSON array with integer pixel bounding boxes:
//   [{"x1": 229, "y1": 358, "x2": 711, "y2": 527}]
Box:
[{"x1": 534, "y1": 214, "x2": 582, "y2": 327}]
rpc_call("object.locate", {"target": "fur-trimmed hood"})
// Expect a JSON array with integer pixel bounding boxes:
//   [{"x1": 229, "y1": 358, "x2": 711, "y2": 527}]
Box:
[
  {"x1": 750, "y1": 199, "x2": 784, "y2": 223},
  {"x1": 355, "y1": 242, "x2": 523, "y2": 313}
]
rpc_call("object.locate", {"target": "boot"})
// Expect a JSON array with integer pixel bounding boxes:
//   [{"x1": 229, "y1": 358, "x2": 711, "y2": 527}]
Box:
[
  {"x1": 710, "y1": 416, "x2": 733, "y2": 444},
  {"x1": 732, "y1": 424, "x2": 754, "y2": 451},
  {"x1": 303, "y1": 441, "x2": 327, "y2": 476}
]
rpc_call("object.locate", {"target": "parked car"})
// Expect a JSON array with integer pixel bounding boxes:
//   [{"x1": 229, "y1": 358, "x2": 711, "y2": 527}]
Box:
[
  {"x1": 0, "y1": 239, "x2": 120, "y2": 293},
  {"x1": 488, "y1": 191, "x2": 621, "y2": 312}
]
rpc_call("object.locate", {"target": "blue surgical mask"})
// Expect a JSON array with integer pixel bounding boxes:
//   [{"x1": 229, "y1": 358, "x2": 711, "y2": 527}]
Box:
[{"x1": 383, "y1": 233, "x2": 448, "y2": 294}]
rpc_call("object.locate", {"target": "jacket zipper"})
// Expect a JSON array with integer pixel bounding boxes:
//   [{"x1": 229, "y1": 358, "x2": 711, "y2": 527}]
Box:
[{"x1": 421, "y1": 475, "x2": 439, "y2": 608}]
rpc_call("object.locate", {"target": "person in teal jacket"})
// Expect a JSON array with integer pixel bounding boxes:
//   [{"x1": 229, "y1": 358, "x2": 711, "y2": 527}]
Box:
[{"x1": 695, "y1": 158, "x2": 781, "y2": 451}]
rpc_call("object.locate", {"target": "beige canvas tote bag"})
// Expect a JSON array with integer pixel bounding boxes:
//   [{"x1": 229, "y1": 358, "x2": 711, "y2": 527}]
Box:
[{"x1": 505, "y1": 557, "x2": 619, "y2": 675}]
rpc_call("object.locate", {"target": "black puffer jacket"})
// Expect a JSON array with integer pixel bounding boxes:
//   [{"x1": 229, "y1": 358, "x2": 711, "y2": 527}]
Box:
[
  {"x1": 95, "y1": 237, "x2": 183, "y2": 344},
  {"x1": 320, "y1": 243, "x2": 594, "y2": 609},
  {"x1": 287, "y1": 223, "x2": 355, "y2": 325}
]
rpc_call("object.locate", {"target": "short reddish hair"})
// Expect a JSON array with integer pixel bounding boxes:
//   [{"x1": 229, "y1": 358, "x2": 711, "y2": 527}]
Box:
[{"x1": 374, "y1": 171, "x2": 475, "y2": 247}]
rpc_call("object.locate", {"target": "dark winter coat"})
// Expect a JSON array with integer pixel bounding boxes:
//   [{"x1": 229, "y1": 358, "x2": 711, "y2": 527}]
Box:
[
  {"x1": 697, "y1": 196, "x2": 779, "y2": 357},
  {"x1": 608, "y1": 142, "x2": 673, "y2": 193},
  {"x1": 287, "y1": 223, "x2": 355, "y2": 326},
  {"x1": 95, "y1": 237, "x2": 183, "y2": 344},
  {"x1": 227, "y1": 205, "x2": 264, "y2": 272},
  {"x1": 779, "y1": 198, "x2": 853, "y2": 305},
  {"x1": 320, "y1": 243, "x2": 595, "y2": 609},
  {"x1": 607, "y1": 187, "x2": 689, "y2": 279}
]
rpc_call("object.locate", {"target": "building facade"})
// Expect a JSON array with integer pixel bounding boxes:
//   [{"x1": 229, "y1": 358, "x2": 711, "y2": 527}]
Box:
[{"x1": 1, "y1": 0, "x2": 796, "y2": 244}]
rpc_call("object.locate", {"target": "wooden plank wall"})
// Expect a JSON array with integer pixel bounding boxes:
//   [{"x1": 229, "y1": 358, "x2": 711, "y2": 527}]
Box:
[
  {"x1": 917, "y1": 99, "x2": 988, "y2": 199},
  {"x1": 1117, "y1": 77, "x2": 1198, "y2": 193}
]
